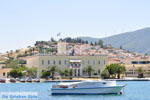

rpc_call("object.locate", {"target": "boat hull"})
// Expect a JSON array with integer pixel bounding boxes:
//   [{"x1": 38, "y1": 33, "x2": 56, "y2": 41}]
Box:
[{"x1": 51, "y1": 85, "x2": 125, "y2": 95}]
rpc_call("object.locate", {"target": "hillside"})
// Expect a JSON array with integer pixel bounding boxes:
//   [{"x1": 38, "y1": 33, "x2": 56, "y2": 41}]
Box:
[{"x1": 79, "y1": 28, "x2": 150, "y2": 54}]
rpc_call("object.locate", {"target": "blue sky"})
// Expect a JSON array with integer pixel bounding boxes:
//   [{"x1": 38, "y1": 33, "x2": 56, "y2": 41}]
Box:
[{"x1": 0, "y1": 0, "x2": 150, "y2": 53}]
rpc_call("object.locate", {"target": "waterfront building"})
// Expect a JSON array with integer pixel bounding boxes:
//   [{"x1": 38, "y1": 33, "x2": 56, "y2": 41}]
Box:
[
  {"x1": 0, "y1": 68, "x2": 12, "y2": 78},
  {"x1": 124, "y1": 59, "x2": 150, "y2": 77},
  {"x1": 26, "y1": 54, "x2": 108, "y2": 77}
]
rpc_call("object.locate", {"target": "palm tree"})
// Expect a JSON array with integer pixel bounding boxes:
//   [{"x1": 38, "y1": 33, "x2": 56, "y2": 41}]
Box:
[
  {"x1": 106, "y1": 64, "x2": 126, "y2": 79},
  {"x1": 106, "y1": 64, "x2": 117, "y2": 78},
  {"x1": 59, "y1": 70, "x2": 65, "y2": 77},
  {"x1": 69, "y1": 69, "x2": 73, "y2": 76},
  {"x1": 84, "y1": 66, "x2": 94, "y2": 77},
  {"x1": 49, "y1": 66, "x2": 58, "y2": 80},
  {"x1": 64, "y1": 69, "x2": 69, "y2": 76},
  {"x1": 26, "y1": 67, "x2": 37, "y2": 77},
  {"x1": 115, "y1": 64, "x2": 126, "y2": 79},
  {"x1": 68, "y1": 69, "x2": 73, "y2": 79},
  {"x1": 101, "y1": 69, "x2": 110, "y2": 79},
  {"x1": 136, "y1": 67, "x2": 145, "y2": 78}
]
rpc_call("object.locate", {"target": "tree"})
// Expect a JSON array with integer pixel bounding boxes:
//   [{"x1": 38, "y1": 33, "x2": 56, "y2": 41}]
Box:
[
  {"x1": 115, "y1": 64, "x2": 126, "y2": 79},
  {"x1": 85, "y1": 41, "x2": 88, "y2": 44},
  {"x1": 9, "y1": 69, "x2": 18, "y2": 78},
  {"x1": 9, "y1": 69, "x2": 23, "y2": 78},
  {"x1": 42, "y1": 71, "x2": 50, "y2": 79},
  {"x1": 90, "y1": 42, "x2": 93, "y2": 46},
  {"x1": 106, "y1": 64, "x2": 126, "y2": 79},
  {"x1": 49, "y1": 66, "x2": 58, "y2": 80},
  {"x1": 106, "y1": 64, "x2": 117, "y2": 78},
  {"x1": 94, "y1": 42, "x2": 97, "y2": 45},
  {"x1": 6, "y1": 59, "x2": 19, "y2": 69},
  {"x1": 68, "y1": 69, "x2": 73, "y2": 77},
  {"x1": 59, "y1": 70, "x2": 65, "y2": 77},
  {"x1": 120, "y1": 45, "x2": 123, "y2": 49},
  {"x1": 51, "y1": 37, "x2": 56, "y2": 42},
  {"x1": 26, "y1": 67, "x2": 37, "y2": 77},
  {"x1": 64, "y1": 69, "x2": 69, "y2": 76},
  {"x1": 101, "y1": 69, "x2": 110, "y2": 79},
  {"x1": 98, "y1": 40, "x2": 104, "y2": 48},
  {"x1": 136, "y1": 67, "x2": 145, "y2": 78},
  {"x1": 84, "y1": 66, "x2": 94, "y2": 77}
]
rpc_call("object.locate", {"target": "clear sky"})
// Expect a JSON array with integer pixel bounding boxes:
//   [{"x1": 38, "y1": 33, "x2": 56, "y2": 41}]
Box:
[{"x1": 0, "y1": 0, "x2": 150, "y2": 53}]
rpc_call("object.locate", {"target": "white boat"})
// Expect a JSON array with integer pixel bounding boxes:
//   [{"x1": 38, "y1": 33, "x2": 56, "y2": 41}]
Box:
[
  {"x1": 51, "y1": 80, "x2": 126, "y2": 95},
  {"x1": 19, "y1": 78, "x2": 25, "y2": 82},
  {"x1": 25, "y1": 77, "x2": 32, "y2": 82},
  {"x1": 33, "y1": 78, "x2": 40, "y2": 82}
]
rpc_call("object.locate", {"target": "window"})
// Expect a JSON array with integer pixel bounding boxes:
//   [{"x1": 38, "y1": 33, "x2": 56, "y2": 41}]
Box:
[
  {"x1": 3, "y1": 72, "x2": 5, "y2": 76},
  {"x1": 53, "y1": 60, "x2": 56, "y2": 65},
  {"x1": 104, "y1": 60, "x2": 106, "y2": 65},
  {"x1": 64, "y1": 60, "x2": 67, "y2": 64},
  {"x1": 93, "y1": 60, "x2": 95, "y2": 64},
  {"x1": 59, "y1": 60, "x2": 61, "y2": 65},
  {"x1": 139, "y1": 61, "x2": 147, "y2": 64},
  {"x1": 132, "y1": 61, "x2": 138, "y2": 64},
  {"x1": 48, "y1": 60, "x2": 50, "y2": 65},
  {"x1": 98, "y1": 61, "x2": 100, "y2": 64},
  {"x1": 88, "y1": 60, "x2": 90, "y2": 64},
  {"x1": 42, "y1": 60, "x2": 44, "y2": 65}
]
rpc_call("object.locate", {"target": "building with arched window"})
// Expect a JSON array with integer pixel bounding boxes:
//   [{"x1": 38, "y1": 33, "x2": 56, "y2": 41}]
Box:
[{"x1": 26, "y1": 54, "x2": 108, "y2": 77}]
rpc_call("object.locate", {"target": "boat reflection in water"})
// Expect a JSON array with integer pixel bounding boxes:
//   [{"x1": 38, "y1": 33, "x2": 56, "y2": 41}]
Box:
[{"x1": 51, "y1": 80, "x2": 126, "y2": 95}]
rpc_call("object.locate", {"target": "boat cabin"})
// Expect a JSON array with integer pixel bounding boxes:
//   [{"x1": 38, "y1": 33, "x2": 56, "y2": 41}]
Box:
[{"x1": 52, "y1": 80, "x2": 117, "y2": 89}]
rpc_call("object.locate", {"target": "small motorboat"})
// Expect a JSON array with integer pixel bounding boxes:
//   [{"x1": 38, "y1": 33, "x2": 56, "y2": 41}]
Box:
[
  {"x1": 9, "y1": 78, "x2": 16, "y2": 83},
  {"x1": 51, "y1": 80, "x2": 126, "y2": 95},
  {"x1": 26, "y1": 77, "x2": 32, "y2": 82},
  {"x1": 33, "y1": 78, "x2": 40, "y2": 82},
  {"x1": 19, "y1": 78, "x2": 25, "y2": 82},
  {"x1": 0, "y1": 78, "x2": 6, "y2": 83}
]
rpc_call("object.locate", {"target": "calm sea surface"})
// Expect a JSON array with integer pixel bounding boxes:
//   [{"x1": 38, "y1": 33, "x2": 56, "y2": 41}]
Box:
[{"x1": 0, "y1": 81, "x2": 150, "y2": 100}]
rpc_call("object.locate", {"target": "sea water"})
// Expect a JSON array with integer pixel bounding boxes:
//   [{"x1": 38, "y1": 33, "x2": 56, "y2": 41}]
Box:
[{"x1": 0, "y1": 81, "x2": 149, "y2": 100}]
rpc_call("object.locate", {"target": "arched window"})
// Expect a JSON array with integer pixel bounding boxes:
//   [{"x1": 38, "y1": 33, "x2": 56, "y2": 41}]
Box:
[
  {"x1": 53, "y1": 60, "x2": 56, "y2": 65},
  {"x1": 64, "y1": 60, "x2": 67, "y2": 64},
  {"x1": 88, "y1": 60, "x2": 90, "y2": 64},
  {"x1": 104, "y1": 60, "x2": 106, "y2": 65},
  {"x1": 42, "y1": 60, "x2": 44, "y2": 65},
  {"x1": 59, "y1": 60, "x2": 61, "y2": 65},
  {"x1": 48, "y1": 60, "x2": 50, "y2": 65},
  {"x1": 93, "y1": 60, "x2": 95, "y2": 64},
  {"x1": 98, "y1": 61, "x2": 100, "y2": 64}
]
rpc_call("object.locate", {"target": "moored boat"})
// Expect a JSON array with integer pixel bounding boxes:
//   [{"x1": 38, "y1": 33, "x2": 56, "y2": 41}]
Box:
[
  {"x1": 19, "y1": 78, "x2": 25, "y2": 82},
  {"x1": 9, "y1": 78, "x2": 16, "y2": 83},
  {"x1": 0, "y1": 78, "x2": 6, "y2": 83},
  {"x1": 51, "y1": 80, "x2": 126, "y2": 95},
  {"x1": 26, "y1": 77, "x2": 32, "y2": 82},
  {"x1": 33, "y1": 78, "x2": 40, "y2": 82}
]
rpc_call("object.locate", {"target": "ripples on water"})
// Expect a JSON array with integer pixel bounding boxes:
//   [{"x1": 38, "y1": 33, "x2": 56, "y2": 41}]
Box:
[{"x1": 0, "y1": 81, "x2": 149, "y2": 100}]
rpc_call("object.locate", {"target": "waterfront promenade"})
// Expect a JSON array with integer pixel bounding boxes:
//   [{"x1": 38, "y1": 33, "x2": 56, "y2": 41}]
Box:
[
  {"x1": 44, "y1": 77, "x2": 150, "y2": 82},
  {"x1": 1, "y1": 77, "x2": 150, "y2": 83}
]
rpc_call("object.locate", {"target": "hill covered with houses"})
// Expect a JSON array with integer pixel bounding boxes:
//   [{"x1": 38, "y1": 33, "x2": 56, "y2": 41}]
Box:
[{"x1": 0, "y1": 37, "x2": 147, "y2": 67}]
